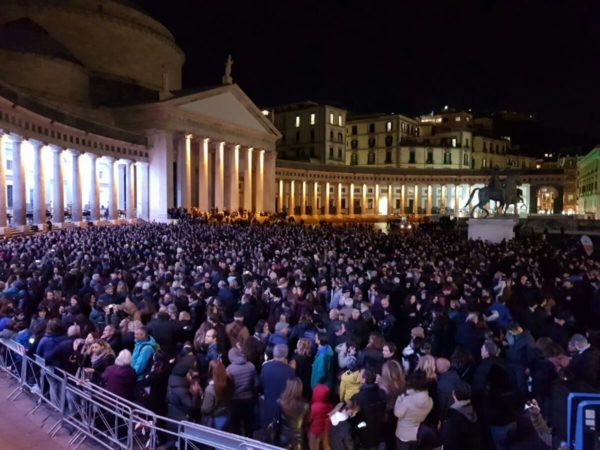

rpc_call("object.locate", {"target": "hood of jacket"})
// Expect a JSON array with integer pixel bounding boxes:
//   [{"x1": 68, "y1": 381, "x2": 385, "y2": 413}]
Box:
[
  {"x1": 135, "y1": 335, "x2": 157, "y2": 350},
  {"x1": 450, "y1": 399, "x2": 478, "y2": 423},
  {"x1": 312, "y1": 383, "x2": 331, "y2": 403},
  {"x1": 228, "y1": 347, "x2": 247, "y2": 365},
  {"x1": 405, "y1": 389, "x2": 432, "y2": 408}
]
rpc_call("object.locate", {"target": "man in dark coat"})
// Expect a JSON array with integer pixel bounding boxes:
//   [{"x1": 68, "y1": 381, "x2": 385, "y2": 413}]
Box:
[
  {"x1": 569, "y1": 334, "x2": 600, "y2": 389},
  {"x1": 351, "y1": 369, "x2": 387, "y2": 450},
  {"x1": 259, "y1": 343, "x2": 295, "y2": 429},
  {"x1": 442, "y1": 381, "x2": 482, "y2": 450},
  {"x1": 147, "y1": 311, "x2": 183, "y2": 357}
]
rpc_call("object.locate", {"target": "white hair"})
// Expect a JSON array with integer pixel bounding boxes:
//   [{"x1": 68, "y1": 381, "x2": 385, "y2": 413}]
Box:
[{"x1": 115, "y1": 350, "x2": 132, "y2": 367}]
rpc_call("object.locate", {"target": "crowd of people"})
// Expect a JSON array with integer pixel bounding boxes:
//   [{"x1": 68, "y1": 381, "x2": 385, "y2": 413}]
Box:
[{"x1": 0, "y1": 215, "x2": 597, "y2": 450}]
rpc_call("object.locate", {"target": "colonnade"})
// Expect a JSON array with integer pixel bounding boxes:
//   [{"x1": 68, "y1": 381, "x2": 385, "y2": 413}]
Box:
[
  {"x1": 176, "y1": 134, "x2": 276, "y2": 213},
  {"x1": 0, "y1": 130, "x2": 148, "y2": 228},
  {"x1": 277, "y1": 179, "x2": 482, "y2": 217}
]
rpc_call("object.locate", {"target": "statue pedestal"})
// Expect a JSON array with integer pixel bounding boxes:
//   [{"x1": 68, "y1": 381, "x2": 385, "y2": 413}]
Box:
[{"x1": 468, "y1": 218, "x2": 518, "y2": 243}]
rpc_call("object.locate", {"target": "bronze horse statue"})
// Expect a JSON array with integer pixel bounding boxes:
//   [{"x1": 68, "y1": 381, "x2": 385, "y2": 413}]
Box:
[{"x1": 464, "y1": 174, "x2": 521, "y2": 217}]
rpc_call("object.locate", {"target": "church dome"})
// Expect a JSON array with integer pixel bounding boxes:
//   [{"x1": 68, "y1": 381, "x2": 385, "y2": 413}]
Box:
[
  {"x1": 0, "y1": 0, "x2": 184, "y2": 104},
  {"x1": 0, "y1": 17, "x2": 90, "y2": 104},
  {"x1": 0, "y1": 18, "x2": 81, "y2": 65}
]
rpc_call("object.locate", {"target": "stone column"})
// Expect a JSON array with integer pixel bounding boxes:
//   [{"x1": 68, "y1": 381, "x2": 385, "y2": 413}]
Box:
[
  {"x1": 312, "y1": 181, "x2": 318, "y2": 215},
  {"x1": 11, "y1": 134, "x2": 25, "y2": 226},
  {"x1": 214, "y1": 142, "x2": 225, "y2": 211},
  {"x1": 123, "y1": 159, "x2": 136, "y2": 219},
  {"x1": 336, "y1": 183, "x2": 342, "y2": 214},
  {"x1": 300, "y1": 181, "x2": 306, "y2": 215},
  {"x1": 135, "y1": 161, "x2": 149, "y2": 220},
  {"x1": 87, "y1": 153, "x2": 99, "y2": 221},
  {"x1": 103, "y1": 156, "x2": 117, "y2": 220},
  {"x1": 440, "y1": 184, "x2": 446, "y2": 210},
  {"x1": 362, "y1": 184, "x2": 367, "y2": 216},
  {"x1": 177, "y1": 134, "x2": 191, "y2": 210},
  {"x1": 0, "y1": 131, "x2": 7, "y2": 227},
  {"x1": 388, "y1": 184, "x2": 393, "y2": 214},
  {"x1": 31, "y1": 140, "x2": 46, "y2": 226},
  {"x1": 227, "y1": 144, "x2": 240, "y2": 212},
  {"x1": 374, "y1": 184, "x2": 380, "y2": 215},
  {"x1": 198, "y1": 138, "x2": 210, "y2": 211},
  {"x1": 263, "y1": 150, "x2": 277, "y2": 214},
  {"x1": 70, "y1": 150, "x2": 82, "y2": 222},
  {"x1": 255, "y1": 150, "x2": 265, "y2": 212},
  {"x1": 401, "y1": 184, "x2": 406, "y2": 214},
  {"x1": 324, "y1": 182, "x2": 330, "y2": 215},
  {"x1": 51, "y1": 145, "x2": 64, "y2": 223},
  {"x1": 454, "y1": 184, "x2": 460, "y2": 216},
  {"x1": 243, "y1": 147, "x2": 253, "y2": 211},
  {"x1": 278, "y1": 179, "x2": 284, "y2": 212},
  {"x1": 413, "y1": 184, "x2": 419, "y2": 214},
  {"x1": 349, "y1": 183, "x2": 355, "y2": 215},
  {"x1": 426, "y1": 184, "x2": 432, "y2": 215},
  {"x1": 289, "y1": 180, "x2": 295, "y2": 214}
]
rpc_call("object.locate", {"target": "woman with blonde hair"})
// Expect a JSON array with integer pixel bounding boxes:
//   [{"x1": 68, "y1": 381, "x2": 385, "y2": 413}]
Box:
[
  {"x1": 291, "y1": 338, "x2": 313, "y2": 400},
  {"x1": 83, "y1": 339, "x2": 115, "y2": 384},
  {"x1": 379, "y1": 360, "x2": 406, "y2": 450},
  {"x1": 277, "y1": 377, "x2": 308, "y2": 450},
  {"x1": 416, "y1": 354, "x2": 437, "y2": 382}
]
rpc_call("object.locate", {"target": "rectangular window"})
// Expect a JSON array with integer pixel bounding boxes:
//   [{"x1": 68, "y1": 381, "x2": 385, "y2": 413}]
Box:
[
  {"x1": 329, "y1": 147, "x2": 334, "y2": 158},
  {"x1": 310, "y1": 113, "x2": 315, "y2": 125},
  {"x1": 409, "y1": 150, "x2": 416, "y2": 164},
  {"x1": 452, "y1": 138, "x2": 457, "y2": 148},
  {"x1": 329, "y1": 113, "x2": 334, "y2": 125},
  {"x1": 444, "y1": 151, "x2": 452, "y2": 164},
  {"x1": 385, "y1": 151, "x2": 392, "y2": 164},
  {"x1": 463, "y1": 153, "x2": 469, "y2": 166},
  {"x1": 426, "y1": 150, "x2": 433, "y2": 164},
  {"x1": 386, "y1": 121, "x2": 392, "y2": 132},
  {"x1": 338, "y1": 115, "x2": 343, "y2": 127},
  {"x1": 6, "y1": 160, "x2": 12, "y2": 171},
  {"x1": 352, "y1": 125, "x2": 357, "y2": 135},
  {"x1": 295, "y1": 115, "x2": 300, "y2": 127},
  {"x1": 369, "y1": 123, "x2": 375, "y2": 133}
]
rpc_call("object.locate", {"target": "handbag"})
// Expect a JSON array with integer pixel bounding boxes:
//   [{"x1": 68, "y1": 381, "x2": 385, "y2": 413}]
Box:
[{"x1": 265, "y1": 413, "x2": 281, "y2": 444}]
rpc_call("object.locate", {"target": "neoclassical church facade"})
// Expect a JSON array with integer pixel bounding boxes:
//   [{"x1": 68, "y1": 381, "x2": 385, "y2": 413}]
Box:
[{"x1": 0, "y1": 0, "x2": 279, "y2": 230}]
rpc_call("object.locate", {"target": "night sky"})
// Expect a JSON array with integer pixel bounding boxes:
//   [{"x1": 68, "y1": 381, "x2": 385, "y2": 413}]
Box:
[{"x1": 141, "y1": 0, "x2": 600, "y2": 141}]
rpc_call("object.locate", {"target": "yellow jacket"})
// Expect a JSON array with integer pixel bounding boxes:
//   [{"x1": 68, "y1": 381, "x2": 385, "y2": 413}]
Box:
[{"x1": 340, "y1": 370, "x2": 361, "y2": 403}]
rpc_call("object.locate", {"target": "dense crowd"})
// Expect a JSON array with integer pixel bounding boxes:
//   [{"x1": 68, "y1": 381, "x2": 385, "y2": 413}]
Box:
[{"x1": 0, "y1": 216, "x2": 598, "y2": 450}]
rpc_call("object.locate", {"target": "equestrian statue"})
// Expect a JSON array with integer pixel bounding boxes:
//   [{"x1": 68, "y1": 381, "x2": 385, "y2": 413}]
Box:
[{"x1": 464, "y1": 170, "x2": 523, "y2": 217}]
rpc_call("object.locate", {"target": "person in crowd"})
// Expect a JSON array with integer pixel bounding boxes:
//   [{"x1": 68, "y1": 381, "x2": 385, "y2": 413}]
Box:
[
  {"x1": 568, "y1": 333, "x2": 600, "y2": 389},
  {"x1": 339, "y1": 359, "x2": 361, "y2": 403},
  {"x1": 261, "y1": 343, "x2": 296, "y2": 431},
  {"x1": 243, "y1": 320, "x2": 268, "y2": 373},
  {"x1": 226, "y1": 345, "x2": 257, "y2": 436},
  {"x1": 277, "y1": 377, "x2": 309, "y2": 450},
  {"x1": 352, "y1": 369, "x2": 387, "y2": 450},
  {"x1": 329, "y1": 401, "x2": 357, "y2": 450},
  {"x1": 290, "y1": 337, "x2": 313, "y2": 400},
  {"x1": 101, "y1": 349, "x2": 137, "y2": 401},
  {"x1": 201, "y1": 360, "x2": 233, "y2": 430},
  {"x1": 311, "y1": 332, "x2": 334, "y2": 389},
  {"x1": 441, "y1": 381, "x2": 481, "y2": 450},
  {"x1": 83, "y1": 339, "x2": 115, "y2": 384},
  {"x1": 357, "y1": 332, "x2": 385, "y2": 375},
  {"x1": 378, "y1": 360, "x2": 406, "y2": 450},
  {"x1": 36, "y1": 318, "x2": 66, "y2": 360},
  {"x1": 308, "y1": 383, "x2": 335, "y2": 450},
  {"x1": 165, "y1": 369, "x2": 202, "y2": 449},
  {"x1": 394, "y1": 371, "x2": 434, "y2": 450}
]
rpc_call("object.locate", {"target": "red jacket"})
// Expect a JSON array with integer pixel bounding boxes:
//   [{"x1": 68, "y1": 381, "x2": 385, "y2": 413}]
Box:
[{"x1": 309, "y1": 384, "x2": 334, "y2": 434}]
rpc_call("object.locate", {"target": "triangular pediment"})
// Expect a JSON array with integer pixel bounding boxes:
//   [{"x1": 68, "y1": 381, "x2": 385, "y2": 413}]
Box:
[{"x1": 165, "y1": 84, "x2": 280, "y2": 138}]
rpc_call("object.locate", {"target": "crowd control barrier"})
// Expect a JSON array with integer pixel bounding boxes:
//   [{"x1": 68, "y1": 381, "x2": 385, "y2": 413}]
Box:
[{"x1": 0, "y1": 338, "x2": 282, "y2": 450}]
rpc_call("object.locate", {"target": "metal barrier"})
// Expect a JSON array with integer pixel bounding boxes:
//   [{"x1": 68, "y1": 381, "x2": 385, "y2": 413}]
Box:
[{"x1": 0, "y1": 338, "x2": 282, "y2": 450}]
